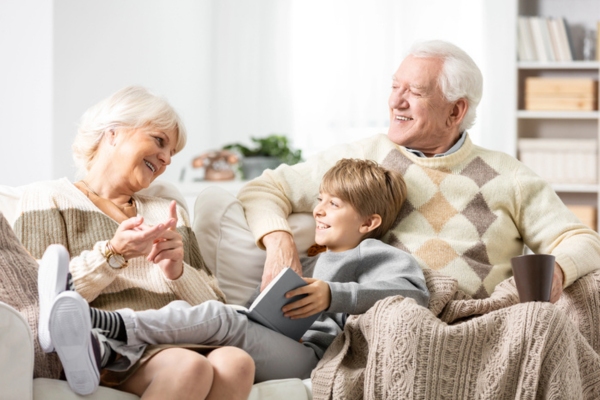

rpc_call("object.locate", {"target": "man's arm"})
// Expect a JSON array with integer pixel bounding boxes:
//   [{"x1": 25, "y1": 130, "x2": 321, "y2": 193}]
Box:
[
  {"x1": 261, "y1": 231, "x2": 303, "y2": 291},
  {"x1": 238, "y1": 135, "x2": 383, "y2": 288},
  {"x1": 515, "y1": 165, "x2": 600, "y2": 290}
]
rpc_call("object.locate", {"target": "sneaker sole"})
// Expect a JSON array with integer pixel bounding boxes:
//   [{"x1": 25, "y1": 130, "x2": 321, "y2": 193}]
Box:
[
  {"x1": 38, "y1": 244, "x2": 70, "y2": 353},
  {"x1": 50, "y1": 292, "x2": 100, "y2": 396}
]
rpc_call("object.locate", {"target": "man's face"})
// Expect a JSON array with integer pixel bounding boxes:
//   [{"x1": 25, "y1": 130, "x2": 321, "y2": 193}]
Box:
[{"x1": 387, "y1": 55, "x2": 459, "y2": 156}]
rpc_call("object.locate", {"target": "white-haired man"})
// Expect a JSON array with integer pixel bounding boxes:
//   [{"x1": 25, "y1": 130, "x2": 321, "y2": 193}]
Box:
[{"x1": 239, "y1": 39, "x2": 600, "y2": 302}]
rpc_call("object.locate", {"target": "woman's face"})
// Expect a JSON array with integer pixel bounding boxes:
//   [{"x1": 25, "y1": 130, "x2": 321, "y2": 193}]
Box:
[{"x1": 110, "y1": 126, "x2": 178, "y2": 192}]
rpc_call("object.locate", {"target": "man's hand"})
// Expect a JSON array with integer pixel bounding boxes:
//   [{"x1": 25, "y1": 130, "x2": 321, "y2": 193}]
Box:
[
  {"x1": 282, "y1": 278, "x2": 331, "y2": 319},
  {"x1": 550, "y1": 262, "x2": 564, "y2": 303},
  {"x1": 261, "y1": 231, "x2": 302, "y2": 290}
]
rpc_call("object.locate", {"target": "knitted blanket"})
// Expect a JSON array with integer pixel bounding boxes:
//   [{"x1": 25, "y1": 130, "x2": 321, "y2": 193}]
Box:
[{"x1": 311, "y1": 269, "x2": 600, "y2": 399}]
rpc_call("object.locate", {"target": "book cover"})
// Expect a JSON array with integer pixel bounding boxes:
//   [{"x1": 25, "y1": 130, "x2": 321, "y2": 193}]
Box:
[
  {"x1": 229, "y1": 267, "x2": 321, "y2": 341},
  {"x1": 547, "y1": 18, "x2": 565, "y2": 62},
  {"x1": 518, "y1": 16, "x2": 537, "y2": 61},
  {"x1": 559, "y1": 18, "x2": 575, "y2": 61},
  {"x1": 529, "y1": 16, "x2": 548, "y2": 62},
  {"x1": 537, "y1": 16, "x2": 555, "y2": 61}
]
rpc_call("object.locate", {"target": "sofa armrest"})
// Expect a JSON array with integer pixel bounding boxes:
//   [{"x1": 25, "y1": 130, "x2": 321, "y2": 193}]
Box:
[{"x1": 0, "y1": 301, "x2": 34, "y2": 400}]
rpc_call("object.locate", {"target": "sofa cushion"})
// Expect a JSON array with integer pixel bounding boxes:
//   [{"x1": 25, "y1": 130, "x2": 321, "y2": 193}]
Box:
[
  {"x1": 0, "y1": 211, "x2": 62, "y2": 379},
  {"x1": 193, "y1": 186, "x2": 316, "y2": 306}
]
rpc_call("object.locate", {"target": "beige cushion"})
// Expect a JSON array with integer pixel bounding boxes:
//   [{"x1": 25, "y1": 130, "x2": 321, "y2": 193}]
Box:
[
  {"x1": 138, "y1": 179, "x2": 189, "y2": 215},
  {"x1": 193, "y1": 186, "x2": 315, "y2": 306},
  {"x1": 0, "y1": 212, "x2": 62, "y2": 379}
]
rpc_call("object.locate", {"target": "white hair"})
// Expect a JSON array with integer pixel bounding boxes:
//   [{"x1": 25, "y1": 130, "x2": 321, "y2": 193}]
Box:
[
  {"x1": 408, "y1": 40, "x2": 483, "y2": 131},
  {"x1": 72, "y1": 86, "x2": 187, "y2": 175}
]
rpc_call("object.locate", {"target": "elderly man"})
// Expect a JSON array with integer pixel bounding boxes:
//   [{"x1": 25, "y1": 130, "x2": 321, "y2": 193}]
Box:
[{"x1": 238, "y1": 40, "x2": 600, "y2": 302}]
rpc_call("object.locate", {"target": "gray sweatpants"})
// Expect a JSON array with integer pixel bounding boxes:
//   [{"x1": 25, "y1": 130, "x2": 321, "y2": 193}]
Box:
[{"x1": 117, "y1": 300, "x2": 320, "y2": 382}]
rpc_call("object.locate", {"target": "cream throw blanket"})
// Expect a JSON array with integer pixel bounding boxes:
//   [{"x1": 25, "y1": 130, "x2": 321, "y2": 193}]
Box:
[{"x1": 311, "y1": 270, "x2": 600, "y2": 399}]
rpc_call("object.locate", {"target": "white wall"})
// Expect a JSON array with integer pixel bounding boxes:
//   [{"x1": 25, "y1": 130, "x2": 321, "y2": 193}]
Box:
[
  {"x1": 53, "y1": 0, "x2": 214, "y2": 183},
  {"x1": 0, "y1": 0, "x2": 517, "y2": 187},
  {"x1": 0, "y1": 0, "x2": 53, "y2": 186}
]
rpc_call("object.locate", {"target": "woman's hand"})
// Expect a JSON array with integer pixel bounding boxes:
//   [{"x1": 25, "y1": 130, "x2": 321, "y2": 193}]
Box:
[
  {"x1": 109, "y1": 215, "x2": 172, "y2": 260},
  {"x1": 261, "y1": 231, "x2": 303, "y2": 290},
  {"x1": 282, "y1": 278, "x2": 331, "y2": 319},
  {"x1": 146, "y1": 201, "x2": 184, "y2": 280}
]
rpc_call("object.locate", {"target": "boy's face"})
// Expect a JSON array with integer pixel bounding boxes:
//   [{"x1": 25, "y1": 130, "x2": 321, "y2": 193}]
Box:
[{"x1": 313, "y1": 192, "x2": 369, "y2": 252}]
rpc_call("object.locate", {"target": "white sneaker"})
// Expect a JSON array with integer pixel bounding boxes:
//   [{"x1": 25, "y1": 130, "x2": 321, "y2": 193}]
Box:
[
  {"x1": 38, "y1": 244, "x2": 71, "y2": 353},
  {"x1": 50, "y1": 291, "x2": 101, "y2": 396}
]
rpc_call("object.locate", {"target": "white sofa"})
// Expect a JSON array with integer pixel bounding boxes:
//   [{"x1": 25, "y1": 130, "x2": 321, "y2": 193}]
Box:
[{"x1": 0, "y1": 181, "x2": 315, "y2": 400}]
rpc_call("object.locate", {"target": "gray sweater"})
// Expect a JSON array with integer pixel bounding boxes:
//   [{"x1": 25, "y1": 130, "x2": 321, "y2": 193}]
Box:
[{"x1": 302, "y1": 238, "x2": 429, "y2": 358}]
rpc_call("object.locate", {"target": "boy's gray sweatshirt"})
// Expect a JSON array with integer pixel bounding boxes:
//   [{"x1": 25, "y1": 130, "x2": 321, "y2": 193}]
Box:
[{"x1": 302, "y1": 238, "x2": 429, "y2": 358}]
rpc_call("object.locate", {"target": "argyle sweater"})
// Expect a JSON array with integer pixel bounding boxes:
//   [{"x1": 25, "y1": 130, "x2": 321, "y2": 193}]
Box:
[
  {"x1": 15, "y1": 178, "x2": 225, "y2": 311},
  {"x1": 239, "y1": 134, "x2": 600, "y2": 298}
]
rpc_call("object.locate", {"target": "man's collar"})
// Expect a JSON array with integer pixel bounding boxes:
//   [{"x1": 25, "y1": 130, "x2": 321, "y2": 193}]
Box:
[{"x1": 404, "y1": 131, "x2": 467, "y2": 158}]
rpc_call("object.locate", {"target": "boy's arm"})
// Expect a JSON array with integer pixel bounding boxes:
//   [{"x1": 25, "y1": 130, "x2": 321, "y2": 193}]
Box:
[
  {"x1": 327, "y1": 240, "x2": 429, "y2": 314},
  {"x1": 283, "y1": 240, "x2": 429, "y2": 318}
]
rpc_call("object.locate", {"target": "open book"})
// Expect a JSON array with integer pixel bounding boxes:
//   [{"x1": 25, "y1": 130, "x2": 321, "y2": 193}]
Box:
[{"x1": 229, "y1": 267, "x2": 321, "y2": 341}]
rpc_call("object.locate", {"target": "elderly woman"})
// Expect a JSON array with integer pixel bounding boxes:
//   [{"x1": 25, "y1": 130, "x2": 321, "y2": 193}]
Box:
[{"x1": 14, "y1": 86, "x2": 254, "y2": 400}]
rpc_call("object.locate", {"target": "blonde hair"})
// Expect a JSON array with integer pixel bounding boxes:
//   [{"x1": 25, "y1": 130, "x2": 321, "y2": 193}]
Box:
[
  {"x1": 72, "y1": 86, "x2": 187, "y2": 176},
  {"x1": 320, "y1": 159, "x2": 407, "y2": 240}
]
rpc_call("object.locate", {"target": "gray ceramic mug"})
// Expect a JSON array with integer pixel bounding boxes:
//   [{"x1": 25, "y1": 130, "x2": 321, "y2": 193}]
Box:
[{"x1": 510, "y1": 254, "x2": 555, "y2": 302}]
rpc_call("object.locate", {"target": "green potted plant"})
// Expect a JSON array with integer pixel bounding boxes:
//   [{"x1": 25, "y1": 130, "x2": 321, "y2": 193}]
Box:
[{"x1": 223, "y1": 134, "x2": 303, "y2": 179}]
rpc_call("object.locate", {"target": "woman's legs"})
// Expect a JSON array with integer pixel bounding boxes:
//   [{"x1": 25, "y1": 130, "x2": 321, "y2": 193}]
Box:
[
  {"x1": 205, "y1": 347, "x2": 255, "y2": 400},
  {"x1": 116, "y1": 347, "x2": 253, "y2": 400}
]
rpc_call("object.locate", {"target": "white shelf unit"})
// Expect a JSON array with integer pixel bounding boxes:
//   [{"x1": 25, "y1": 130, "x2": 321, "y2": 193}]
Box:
[
  {"x1": 516, "y1": 0, "x2": 600, "y2": 230},
  {"x1": 516, "y1": 62, "x2": 600, "y2": 230}
]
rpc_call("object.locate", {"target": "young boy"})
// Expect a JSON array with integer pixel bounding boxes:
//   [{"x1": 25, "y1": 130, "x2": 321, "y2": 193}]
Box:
[{"x1": 40, "y1": 158, "x2": 429, "y2": 394}]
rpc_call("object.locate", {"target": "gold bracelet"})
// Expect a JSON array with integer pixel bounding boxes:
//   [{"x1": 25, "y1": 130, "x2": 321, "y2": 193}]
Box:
[{"x1": 104, "y1": 241, "x2": 128, "y2": 269}]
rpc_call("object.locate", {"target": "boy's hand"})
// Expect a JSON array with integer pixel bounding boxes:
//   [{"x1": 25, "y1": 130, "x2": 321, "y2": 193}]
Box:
[{"x1": 282, "y1": 278, "x2": 331, "y2": 319}]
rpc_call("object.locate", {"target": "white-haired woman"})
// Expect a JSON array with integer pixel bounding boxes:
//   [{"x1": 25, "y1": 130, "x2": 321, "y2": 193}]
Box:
[{"x1": 15, "y1": 86, "x2": 254, "y2": 400}]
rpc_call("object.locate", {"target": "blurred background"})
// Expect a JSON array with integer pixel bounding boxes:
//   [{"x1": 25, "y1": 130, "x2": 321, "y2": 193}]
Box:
[{"x1": 0, "y1": 0, "x2": 543, "y2": 186}]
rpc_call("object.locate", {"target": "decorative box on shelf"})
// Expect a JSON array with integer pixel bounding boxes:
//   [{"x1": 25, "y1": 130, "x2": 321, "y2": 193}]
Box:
[
  {"x1": 524, "y1": 77, "x2": 598, "y2": 111},
  {"x1": 567, "y1": 205, "x2": 597, "y2": 230},
  {"x1": 518, "y1": 139, "x2": 598, "y2": 184}
]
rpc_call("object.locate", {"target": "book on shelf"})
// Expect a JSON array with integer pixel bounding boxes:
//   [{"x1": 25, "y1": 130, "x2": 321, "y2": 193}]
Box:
[
  {"x1": 557, "y1": 17, "x2": 574, "y2": 61},
  {"x1": 547, "y1": 18, "x2": 566, "y2": 61},
  {"x1": 529, "y1": 16, "x2": 550, "y2": 62},
  {"x1": 517, "y1": 16, "x2": 536, "y2": 61},
  {"x1": 517, "y1": 16, "x2": 574, "y2": 62},
  {"x1": 227, "y1": 267, "x2": 321, "y2": 341},
  {"x1": 538, "y1": 16, "x2": 556, "y2": 61},
  {"x1": 597, "y1": 22, "x2": 600, "y2": 61}
]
